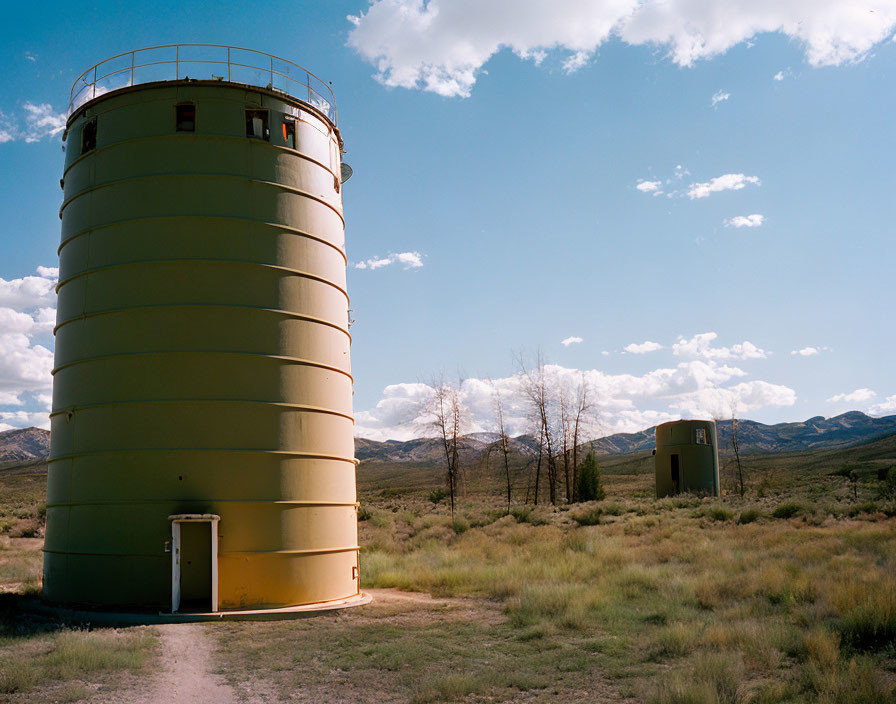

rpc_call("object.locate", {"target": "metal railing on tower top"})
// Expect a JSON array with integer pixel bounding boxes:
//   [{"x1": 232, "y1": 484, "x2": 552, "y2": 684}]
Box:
[{"x1": 68, "y1": 44, "x2": 337, "y2": 124}]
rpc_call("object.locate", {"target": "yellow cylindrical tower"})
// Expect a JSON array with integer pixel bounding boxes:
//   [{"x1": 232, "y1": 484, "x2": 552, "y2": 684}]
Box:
[{"x1": 44, "y1": 46, "x2": 360, "y2": 612}]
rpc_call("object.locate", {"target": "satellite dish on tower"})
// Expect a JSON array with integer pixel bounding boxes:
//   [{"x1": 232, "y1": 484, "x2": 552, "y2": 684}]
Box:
[{"x1": 341, "y1": 163, "x2": 353, "y2": 184}]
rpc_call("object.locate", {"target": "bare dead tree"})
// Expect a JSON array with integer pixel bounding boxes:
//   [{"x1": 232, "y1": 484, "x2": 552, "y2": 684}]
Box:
[
  {"x1": 518, "y1": 351, "x2": 559, "y2": 505},
  {"x1": 491, "y1": 380, "x2": 513, "y2": 512},
  {"x1": 571, "y1": 372, "x2": 591, "y2": 502},
  {"x1": 559, "y1": 385, "x2": 572, "y2": 503},
  {"x1": 431, "y1": 376, "x2": 463, "y2": 517},
  {"x1": 533, "y1": 424, "x2": 544, "y2": 505},
  {"x1": 732, "y1": 415, "x2": 745, "y2": 498}
]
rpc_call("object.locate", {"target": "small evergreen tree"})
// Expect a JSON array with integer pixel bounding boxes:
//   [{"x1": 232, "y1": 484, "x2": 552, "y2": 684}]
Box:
[{"x1": 575, "y1": 451, "x2": 605, "y2": 502}]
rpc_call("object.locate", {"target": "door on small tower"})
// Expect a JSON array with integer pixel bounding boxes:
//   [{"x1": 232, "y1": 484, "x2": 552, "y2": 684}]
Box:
[{"x1": 670, "y1": 454, "x2": 680, "y2": 494}]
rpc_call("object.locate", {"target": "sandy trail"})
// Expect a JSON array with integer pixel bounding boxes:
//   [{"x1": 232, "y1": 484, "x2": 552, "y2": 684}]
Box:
[{"x1": 126, "y1": 623, "x2": 236, "y2": 704}]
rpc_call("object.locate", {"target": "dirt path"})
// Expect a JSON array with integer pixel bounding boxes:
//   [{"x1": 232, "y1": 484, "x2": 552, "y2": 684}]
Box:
[{"x1": 123, "y1": 623, "x2": 236, "y2": 704}]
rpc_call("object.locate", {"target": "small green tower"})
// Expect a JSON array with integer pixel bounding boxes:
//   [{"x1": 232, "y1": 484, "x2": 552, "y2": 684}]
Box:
[{"x1": 654, "y1": 420, "x2": 720, "y2": 498}]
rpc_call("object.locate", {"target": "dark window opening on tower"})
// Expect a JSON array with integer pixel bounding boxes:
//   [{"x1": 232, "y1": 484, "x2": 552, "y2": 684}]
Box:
[
  {"x1": 81, "y1": 117, "x2": 97, "y2": 154},
  {"x1": 282, "y1": 118, "x2": 296, "y2": 148},
  {"x1": 246, "y1": 109, "x2": 269, "y2": 140},
  {"x1": 176, "y1": 104, "x2": 196, "y2": 132}
]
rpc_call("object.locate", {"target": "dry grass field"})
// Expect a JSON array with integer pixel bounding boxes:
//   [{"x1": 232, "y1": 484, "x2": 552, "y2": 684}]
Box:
[
  {"x1": 0, "y1": 464, "x2": 159, "y2": 703},
  {"x1": 0, "y1": 437, "x2": 893, "y2": 702},
  {"x1": 212, "y1": 439, "x2": 896, "y2": 703}
]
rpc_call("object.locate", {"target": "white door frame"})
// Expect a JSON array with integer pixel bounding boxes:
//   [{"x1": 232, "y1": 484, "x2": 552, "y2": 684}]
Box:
[{"x1": 169, "y1": 513, "x2": 220, "y2": 613}]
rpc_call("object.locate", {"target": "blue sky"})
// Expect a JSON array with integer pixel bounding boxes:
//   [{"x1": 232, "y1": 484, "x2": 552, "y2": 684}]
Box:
[{"x1": 1, "y1": 1, "x2": 894, "y2": 439}]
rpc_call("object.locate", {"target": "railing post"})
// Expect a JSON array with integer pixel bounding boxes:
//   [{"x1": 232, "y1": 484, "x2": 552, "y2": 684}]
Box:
[
  {"x1": 227, "y1": 47, "x2": 231, "y2": 82},
  {"x1": 93, "y1": 66, "x2": 97, "y2": 100},
  {"x1": 270, "y1": 55, "x2": 274, "y2": 88}
]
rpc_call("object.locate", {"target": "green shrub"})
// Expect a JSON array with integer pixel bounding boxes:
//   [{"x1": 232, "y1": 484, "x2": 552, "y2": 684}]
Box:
[
  {"x1": 738, "y1": 508, "x2": 761, "y2": 524},
  {"x1": 452, "y1": 517, "x2": 469, "y2": 534},
  {"x1": 509, "y1": 506, "x2": 533, "y2": 523},
  {"x1": 575, "y1": 452, "x2": 605, "y2": 502},
  {"x1": 572, "y1": 507, "x2": 602, "y2": 526},
  {"x1": 707, "y1": 507, "x2": 734, "y2": 522},
  {"x1": 357, "y1": 505, "x2": 372, "y2": 521},
  {"x1": 429, "y1": 488, "x2": 446, "y2": 504},
  {"x1": 772, "y1": 502, "x2": 803, "y2": 519},
  {"x1": 848, "y1": 502, "x2": 879, "y2": 517}
]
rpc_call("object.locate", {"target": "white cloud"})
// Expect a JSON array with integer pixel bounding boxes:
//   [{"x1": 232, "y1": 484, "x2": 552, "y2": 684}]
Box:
[
  {"x1": 0, "y1": 267, "x2": 58, "y2": 310},
  {"x1": 636, "y1": 179, "x2": 663, "y2": 194},
  {"x1": 671, "y1": 380, "x2": 796, "y2": 419},
  {"x1": 827, "y1": 388, "x2": 876, "y2": 404},
  {"x1": 774, "y1": 70, "x2": 785, "y2": 80},
  {"x1": 0, "y1": 267, "x2": 57, "y2": 427},
  {"x1": 0, "y1": 103, "x2": 66, "y2": 144},
  {"x1": 22, "y1": 102, "x2": 65, "y2": 142},
  {"x1": 623, "y1": 340, "x2": 663, "y2": 354},
  {"x1": 561, "y1": 336, "x2": 583, "y2": 347},
  {"x1": 354, "y1": 251, "x2": 424, "y2": 270},
  {"x1": 724, "y1": 214, "x2": 764, "y2": 228},
  {"x1": 869, "y1": 394, "x2": 896, "y2": 416},
  {"x1": 394, "y1": 251, "x2": 424, "y2": 268},
  {"x1": 672, "y1": 332, "x2": 767, "y2": 360},
  {"x1": 0, "y1": 410, "x2": 50, "y2": 432},
  {"x1": 355, "y1": 355, "x2": 794, "y2": 441},
  {"x1": 36, "y1": 266, "x2": 59, "y2": 278},
  {"x1": 562, "y1": 50, "x2": 591, "y2": 74},
  {"x1": 712, "y1": 90, "x2": 730, "y2": 106},
  {"x1": 0, "y1": 111, "x2": 14, "y2": 144},
  {"x1": 346, "y1": 1, "x2": 896, "y2": 98},
  {"x1": 687, "y1": 174, "x2": 761, "y2": 199},
  {"x1": 791, "y1": 346, "x2": 828, "y2": 356}
]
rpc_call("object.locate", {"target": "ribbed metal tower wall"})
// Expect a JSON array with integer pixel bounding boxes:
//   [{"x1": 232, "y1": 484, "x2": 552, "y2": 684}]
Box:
[{"x1": 44, "y1": 78, "x2": 359, "y2": 610}]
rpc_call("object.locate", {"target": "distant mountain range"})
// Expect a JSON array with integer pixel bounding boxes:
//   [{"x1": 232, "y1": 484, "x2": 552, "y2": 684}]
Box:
[
  {"x1": 0, "y1": 427, "x2": 50, "y2": 464},
  {"x1": 2, "y1": 412, "x2": 895, "y2": 468},
  {"x1": 355, "y1": 412, "x2": 896, "y2": 464}
]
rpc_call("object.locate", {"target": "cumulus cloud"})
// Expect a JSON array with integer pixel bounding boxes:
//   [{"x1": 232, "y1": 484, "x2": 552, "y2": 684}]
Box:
[
  {"x1": 774, "y1": 70, "x2": 785, "y2": 80},
  {"x1": 346, "y1": 1, "x2": 896, "y2": 98},
  {"x1": 869, "y1": 395, "x2": 896, "y2": 416},
  {"x1": 827, "y1": 388, "x2": 876, "y2": 404},
  {"x1": 711, "y1": 90, "x2": 730, "y2": 106},
  {"x1": 725, "y1": 214, "x2": 764, "y2": 228},
  {"x1": 671, "y1": 380, "x2": 796, "y2": 418},
  {"x1": 623, "y1": 340, "x2": 663, "y2": 354},
  {"x1": 636, "y1": 179, "x2": 663, "y2": 194},
  {"x1": 687, "y1": 174, "x2": 761, "y2": 200},
  {"x1": 561, "y1": 336, "x2": 583, "y2": 347},
  {"x1": 0, "y1": 267, "x2": 57, "y2": 428},
  {"x1": 672, "y1": 332, "x2": 767, "y2": 360},
  {"x1": 0, "y1": 410, "x2": 52, "y2": 433},
  {"x1": 791, "y1": 346, "x2": 828, "y2": 356},
  {"x1": 355, "y1": 354, "x2": 794, "y2": 441},
  {"x1": 354, "y1": 251, "x2": 424, "y2": 270}
]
